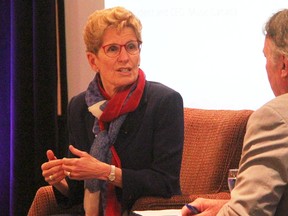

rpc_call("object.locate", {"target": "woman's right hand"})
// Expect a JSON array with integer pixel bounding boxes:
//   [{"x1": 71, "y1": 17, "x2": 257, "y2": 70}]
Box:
[{"x1": 41, "y1": 150, "x2": 66, "y2": 185}]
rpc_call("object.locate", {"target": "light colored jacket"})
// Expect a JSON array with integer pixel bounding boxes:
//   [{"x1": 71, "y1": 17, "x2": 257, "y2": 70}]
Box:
[{"x1": 218, "y1": 93, "x2": 288, "y2": 216}]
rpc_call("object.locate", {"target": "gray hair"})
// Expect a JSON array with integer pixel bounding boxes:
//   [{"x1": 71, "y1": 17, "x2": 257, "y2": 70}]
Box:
[{"x1": 264, "y1": 9, "x2": 288, "y2": 57}]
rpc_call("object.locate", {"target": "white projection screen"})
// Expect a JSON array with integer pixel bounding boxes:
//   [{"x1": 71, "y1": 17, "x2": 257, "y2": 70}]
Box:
[{"x1": 105, "y1": 0, "x2": 287, "y2": 110}]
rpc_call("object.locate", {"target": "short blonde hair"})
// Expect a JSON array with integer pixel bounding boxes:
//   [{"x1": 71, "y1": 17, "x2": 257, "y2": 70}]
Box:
[{"x1": 83, "y1": 6, "x2": 142, "y2": 54}]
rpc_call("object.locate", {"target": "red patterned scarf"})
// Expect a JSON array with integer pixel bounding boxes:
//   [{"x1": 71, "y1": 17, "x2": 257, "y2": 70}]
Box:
[{"x1": 84, "y1": 69, "x2": 146, "y2": 216}]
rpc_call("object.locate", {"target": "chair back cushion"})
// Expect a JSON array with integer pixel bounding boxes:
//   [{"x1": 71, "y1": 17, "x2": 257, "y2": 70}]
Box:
[{"x1": 180, "y1": 108, "x2": 253, "y2": 194}]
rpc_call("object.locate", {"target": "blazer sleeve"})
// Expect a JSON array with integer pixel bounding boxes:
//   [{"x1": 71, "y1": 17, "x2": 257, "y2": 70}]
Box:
[
  {"x1": 218, "y1": 103, "x2": 288, "y2": 216},
  {"x1": 53, "y1": 92, "x2": 92, "y2": 210}
]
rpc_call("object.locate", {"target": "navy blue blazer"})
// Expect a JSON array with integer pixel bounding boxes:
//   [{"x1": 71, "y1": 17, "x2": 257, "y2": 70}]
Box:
[{"x1": 54, "y1": 81, "x2": 184, "y2": 212}]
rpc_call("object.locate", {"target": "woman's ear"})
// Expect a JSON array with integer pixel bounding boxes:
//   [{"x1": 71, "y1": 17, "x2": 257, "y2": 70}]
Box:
[{"x1": 86, "y1": 52, "x2": 99, "y2": 72}]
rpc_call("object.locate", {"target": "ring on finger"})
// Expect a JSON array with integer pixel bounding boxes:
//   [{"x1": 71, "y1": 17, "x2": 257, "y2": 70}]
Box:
[
  {"x1": 49, "y1": 175, "x2": 53, "y2": 181},
  {"x1": 66, "y1": 171, "x2": 71, "y2": 178}
]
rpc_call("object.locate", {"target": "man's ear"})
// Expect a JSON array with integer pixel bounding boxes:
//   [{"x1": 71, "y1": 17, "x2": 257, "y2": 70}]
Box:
[
  {"x1": 86, "y1": 52, "x2": 99, "y2": 72},
  {"x1": 281, "y1": 55, "x2": 288, "y2": 78}
]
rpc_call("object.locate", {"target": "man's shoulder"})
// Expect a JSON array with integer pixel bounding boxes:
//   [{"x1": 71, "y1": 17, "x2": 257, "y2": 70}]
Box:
[
  {"x1": 252, "y1": 93, "x2": 288, "y2": 121},
  {"x1": 262, "y1": 93, "x2": 288, "y2": 112}
]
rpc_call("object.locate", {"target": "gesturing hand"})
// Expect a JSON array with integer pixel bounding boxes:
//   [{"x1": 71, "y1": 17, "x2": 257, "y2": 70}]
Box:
[
  {"x1": 41, "y1": 150, "x2": 66, "y2": 185},
  {"x1": 62, "y1": 145, "x2": 110, "y2": 181}
]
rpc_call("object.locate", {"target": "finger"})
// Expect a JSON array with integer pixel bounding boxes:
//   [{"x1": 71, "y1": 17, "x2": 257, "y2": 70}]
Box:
[
  {"x1": 42, "y1": 163, "x2": 63, "y2": 177},
  {"x1": 189, "y1": 198, "x2": 203, "y2": 208},
  {"x1": 69, "y1": 145, "x2": 87, "y2": 157},
  {"x1": 44, "y1": 164, "x2": 65, "y2": 179},
  {"x1": 41, "y1": 159, "x2": 63, "y2": 171},
  {"x1": 181, "y1": 206, "x2": 195, "y2": 216},
  {"x1": 46, "y1": 172, "x2": 66, "y2": 184},
  {"x1": 46, "y1": 174, "x2": 55, "y2": 183},
  {"x1": 181, "y1": 207, "x2": 190, "y2": 216},
  {"x1": 46, "y1": 150, "x2": 57, "y2": 160},
  {"x1": 64, "y1": 170, "x2": 72, "y2": 178}
]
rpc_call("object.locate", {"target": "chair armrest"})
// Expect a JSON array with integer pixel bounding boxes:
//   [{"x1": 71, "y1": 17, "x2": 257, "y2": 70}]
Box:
[
  {"x1": 28, "y1": 185, "x2": 60, "y2": 216},
  {"x1": 131, "y1": 192, "x2": 231, "y2": 211},
  {"x1": 28, "y1": 185, "x2": 82, "y2": 216},
  {"x1": 189, "y1": 192, "x2": 231, "y2": 200},
  {"x1": 131, "y1": 194, "x2": 192, "y2": 211}
]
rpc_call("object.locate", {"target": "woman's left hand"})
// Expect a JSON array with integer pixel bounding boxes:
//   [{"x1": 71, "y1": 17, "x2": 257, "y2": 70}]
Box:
[{"x1": 62, "y1": 145, "x2": 110, "y2": 180}]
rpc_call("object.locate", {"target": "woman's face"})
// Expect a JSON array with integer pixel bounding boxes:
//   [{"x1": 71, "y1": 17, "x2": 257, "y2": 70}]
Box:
[{"x1": 87, "y1": 27, "x2": 141, "y2": 97}]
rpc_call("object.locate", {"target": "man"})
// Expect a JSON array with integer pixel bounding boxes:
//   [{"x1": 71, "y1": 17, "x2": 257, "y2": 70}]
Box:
[{"x1": 181, "y1": 9, "x2": 288, "y2": 216}]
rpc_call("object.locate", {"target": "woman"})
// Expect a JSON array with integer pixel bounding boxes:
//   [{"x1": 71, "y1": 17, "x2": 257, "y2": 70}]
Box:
[{"x1": 41, "y1": 6, "x2": 184, "y2": 216}]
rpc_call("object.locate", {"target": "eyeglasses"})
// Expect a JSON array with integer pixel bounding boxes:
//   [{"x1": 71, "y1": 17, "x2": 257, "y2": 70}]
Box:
[{"x1": 102, "y1": 40, "x2": 142, "y2": 58}]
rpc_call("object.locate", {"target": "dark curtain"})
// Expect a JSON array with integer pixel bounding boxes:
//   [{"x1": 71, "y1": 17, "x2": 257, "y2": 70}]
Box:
[{"x1": 0, "y1": 0, "x2": 68, "y2": 215}]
